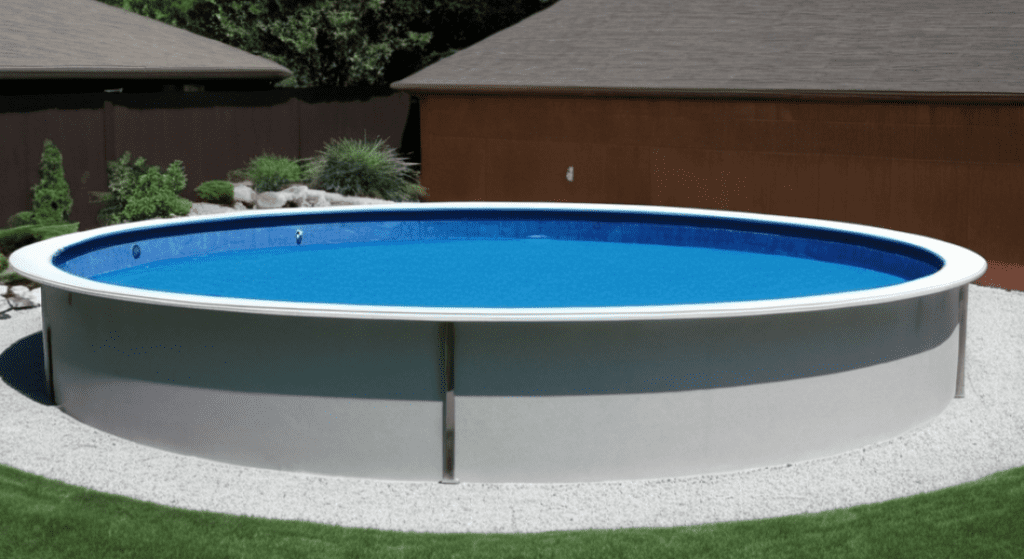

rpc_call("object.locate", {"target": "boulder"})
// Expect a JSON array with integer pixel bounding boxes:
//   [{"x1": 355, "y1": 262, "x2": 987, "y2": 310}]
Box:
[
  {"x1": 4, "y1": 285, "x2": 40, "y2": 309},
  {"x1": 188, "y1": 202, "x2": 238, "y2": 217},
  {"x1": 279, "y1": 185, "x2": 309, "y2": 203},
  {"x1": 233, "y1": 184, "x2": 257, "y2": 207},
  {"x1": 302, "y1": 189, "x2": 330, "y2": 207},
  {"x1": 181, "y1": 181, "x2": 403, "y2": 215},
  {"x1": 255, "y1": 191, "x2": 289, "y2": 209},
  {"x1": 323, "y1": 192, "x2": 348, "y2": 205},
  {"x1": 325, "y1": 192, "x2": 397, "y2": 206}
]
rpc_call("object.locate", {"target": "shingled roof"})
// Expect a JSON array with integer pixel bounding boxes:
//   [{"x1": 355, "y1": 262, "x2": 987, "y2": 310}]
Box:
[
  {"x1": 0, "y1": 0, "x2": 291, "y2": 81},
  {"x1": 392, "y1": 0, "x2": 1024, "y2": 101}
]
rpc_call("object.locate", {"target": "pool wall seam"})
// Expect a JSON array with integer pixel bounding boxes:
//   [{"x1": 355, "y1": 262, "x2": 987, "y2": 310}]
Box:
[
  {"x1": 439, "y1": 322, "x2": 458, "y2": 484},
  {"x1": 956, "y1": 284, "x2": 968, "y2": 398}
]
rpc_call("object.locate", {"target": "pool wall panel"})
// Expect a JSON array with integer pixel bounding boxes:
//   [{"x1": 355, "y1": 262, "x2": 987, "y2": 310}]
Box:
[
  {"x1": 454, "y1": 290, "x2": 960, "y2": 483},
  {"x1": 43, "y1": 286, "x2": 445, "y2": 481}
]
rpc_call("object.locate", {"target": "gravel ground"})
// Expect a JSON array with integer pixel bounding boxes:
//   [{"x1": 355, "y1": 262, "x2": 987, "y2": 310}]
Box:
[{"x1": 1, "y1": 283, "x2": 1022, "y2": 534}]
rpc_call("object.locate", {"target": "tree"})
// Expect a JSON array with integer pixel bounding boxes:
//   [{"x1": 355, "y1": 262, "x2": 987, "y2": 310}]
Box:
[
  {"x1": 7, "y1": 140, "x2": 73, "y2": 227},
  {"x1": 99, "y1": 0, "x2": 562, "y2": 89},
  {"x1": 94, "y1": 0, "x2": 203, "y2": 27},
  {"x1": 178, "y1": 0, "x2": 433, "y2": 88}
]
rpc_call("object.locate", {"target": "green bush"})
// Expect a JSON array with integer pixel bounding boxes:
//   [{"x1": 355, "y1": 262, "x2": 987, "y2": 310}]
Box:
[
  {"x1": 242, "y1": 153, "x2": 309, "y2": 193},
  {"x1": 0, "y1": 222, "x2": 80, "y2": 262},
  {"x1": 0, "y1": 269, "x2": 21, "y2": 286},
  {"x1": 91, "y1": 152, "x2": 192, "y2": 225},
  {"x1": 225, "y1": 167, "x2": 250, "y2": 183},
  {"x1": 0, "y1": 249, "x2": 24, "y2": 285},
  {"x1": 151, "y1": 0, "x2": 557, "y2": 90},
  {"x1": 195, "y1": 180, "x2": 236, "y2": 205},
  {"x1": 305, "y1": 135, "x2": 424, "y2": 202},
  {"x1": 0, "y1": 252, "x2": 24, "y2": 287},
  {"x1": 1, "y1": 139, "x2": 80, "y2": 287},
  {"x1": 172, "y1": 0, "x2": 434, "y2": 89},
  {"x1": 8, "y1": 139, "x2": 74, "y2": 228}
]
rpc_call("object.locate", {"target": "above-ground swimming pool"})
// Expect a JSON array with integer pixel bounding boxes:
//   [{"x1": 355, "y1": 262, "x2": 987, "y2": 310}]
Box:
[{"x1": 10, "y1": 202, "x2": 986, "y2": 483}]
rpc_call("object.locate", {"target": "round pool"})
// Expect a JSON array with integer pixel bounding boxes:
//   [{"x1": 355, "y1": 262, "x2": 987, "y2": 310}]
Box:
[{"x1": 9, "y1": 202, "x2": 986, "y2": 483}]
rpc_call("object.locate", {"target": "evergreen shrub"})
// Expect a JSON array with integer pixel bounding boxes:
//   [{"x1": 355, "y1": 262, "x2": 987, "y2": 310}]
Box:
[
  {"x1": 1, "y1": 139, "x2": 80, "y2": 287},
  {"x1": 195, "y1": 180, "x2": 236, "y2": 205},
  {"x1": 91, "y1": 152, "x2": 192, "y2": 225},
  {"x1": 7, "y1": 139, "x2": 74, "y2": 228}
]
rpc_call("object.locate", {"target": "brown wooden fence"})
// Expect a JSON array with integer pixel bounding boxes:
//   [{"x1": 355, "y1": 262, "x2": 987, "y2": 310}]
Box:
[{"x1": 1, "y1": 86, "x2": 418, "y2": 231}]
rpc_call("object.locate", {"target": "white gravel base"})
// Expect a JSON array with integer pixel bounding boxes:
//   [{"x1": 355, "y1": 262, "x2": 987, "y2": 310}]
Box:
[{"x1": 1, "y1": 283, "x2": 1022, "y2": 534}]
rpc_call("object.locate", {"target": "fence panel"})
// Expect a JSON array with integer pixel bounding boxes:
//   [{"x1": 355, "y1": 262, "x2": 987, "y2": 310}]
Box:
[{"x1": 1, "y1": 86, "x2": 415, "y2": 231}]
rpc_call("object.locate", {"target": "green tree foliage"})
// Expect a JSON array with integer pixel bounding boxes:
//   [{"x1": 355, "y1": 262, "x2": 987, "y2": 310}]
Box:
[
  {"x1": 368, "y1": 0, "x2": 563, "y2": 87},
  {"x1": 92, "y1": 153, "x2": 192, "y2": 225},
  {"x1": 176, "y1": 0, "x2": 432, "y2": 88},
  {"x1": 1, "y1": 140, "x2": 78, "y2": 285},
  {"x1": 103, "y1": 0, "x2": 561, "y2": 89},
  {"x1": 7, "y1": 140, "x2": 74, "y2": 228},
  {"x1": 94, "y1": 0, "x2": 203, "y2": 27},
  {"x1": 0, "y1": 223, "x2": 80, "y2": 259}
]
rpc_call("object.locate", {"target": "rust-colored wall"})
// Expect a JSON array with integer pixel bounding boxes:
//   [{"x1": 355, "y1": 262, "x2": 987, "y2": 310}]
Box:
[
  {"x1": 2, "y1": 88, "x2": 416, "y2": 231},
  {"x1": 419, "y1": 95, "x2": 1024, "y2": 291}
]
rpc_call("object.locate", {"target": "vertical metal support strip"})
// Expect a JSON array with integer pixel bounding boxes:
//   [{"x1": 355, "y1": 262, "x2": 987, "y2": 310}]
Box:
[
  {"x1": 439, "y1": 322, "x2": 459, "y2": 483},
  {"x1": 955, "y1": 285, "x2": 968, "y2": 399},
  {"x1": 45, "y1": 325, "x2": 55, "y2": 404}
]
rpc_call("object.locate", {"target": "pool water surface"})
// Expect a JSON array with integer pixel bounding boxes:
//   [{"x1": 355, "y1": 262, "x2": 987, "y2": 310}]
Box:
[{"x1": 91, "y1": 238, "x2": 907, "y2": 308}]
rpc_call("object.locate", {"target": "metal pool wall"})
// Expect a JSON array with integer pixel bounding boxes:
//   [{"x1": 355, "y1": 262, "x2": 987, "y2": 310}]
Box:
[
  {"x1": 42, "y1": 287, "x2": 445, "y2": 481},
  {"x1": 40, "y1": 284, "x2": 963, "y2": 483},
  {"x1": 452, "y1": 288, "x2": 962, "y2": 483}
]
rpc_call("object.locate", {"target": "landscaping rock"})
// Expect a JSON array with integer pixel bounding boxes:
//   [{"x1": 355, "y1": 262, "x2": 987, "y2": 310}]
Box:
[
  {"x1": 4, "y1": 285, "x2": 40, "y2": 309},
  {"x1": 279, "y1": 185, "x2": 308, "y2": 203},
  {"x1": 176, "y1": 181, "x2": 403, "y2": 219},
  {"x1": 329, "y1": 194, "x2": 398, "y2": 206},
  {"x1": 255, "y1": 191, "x2": 289, "y2": 209},
  {"x1": 233, "y1": 184, "x2": 256, "y2": 206},
  {"x1": 302, "y1": 189, "x2": 330, "y2": 207},
  {"x1": 187, "y1": 202, "x2": 238, "y2": 217}
]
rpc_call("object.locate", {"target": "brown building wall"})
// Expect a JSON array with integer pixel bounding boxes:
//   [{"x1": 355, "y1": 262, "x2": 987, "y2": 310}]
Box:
[
  {"x1": 418, "y1": 95, "x2": 1024, "y2": 291},
  {"x1": 2, "y1": 88, "x2": 416, "y2": 231}
]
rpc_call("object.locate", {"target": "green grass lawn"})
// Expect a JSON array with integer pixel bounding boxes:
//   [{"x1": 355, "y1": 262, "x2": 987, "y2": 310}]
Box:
[{"x1": 1, "y1": 462, "x2": 1022, "y2": 558}]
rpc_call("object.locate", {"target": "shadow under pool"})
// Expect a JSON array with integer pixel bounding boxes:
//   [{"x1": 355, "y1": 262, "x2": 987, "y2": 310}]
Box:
[{"x1": 0, "y1": 329, "x2": 54, "y2": 406}]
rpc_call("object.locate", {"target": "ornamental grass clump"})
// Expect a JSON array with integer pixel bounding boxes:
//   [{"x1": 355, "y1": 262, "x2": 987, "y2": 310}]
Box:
[
  {"x1": 240, "y1": 153, "x2": 309, "y2": 193},
  {"x1": 91, "y1": 152, "x2": 191, "y2": 225},
  {"x1": 195, "y1": 180, "x2": 236, "y2": 205},
  {"x1": 305, "y1": 136, "x2": 424, "y2": 202}
]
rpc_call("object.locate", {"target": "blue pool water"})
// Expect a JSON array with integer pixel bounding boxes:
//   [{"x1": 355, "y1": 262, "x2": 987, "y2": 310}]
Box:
[{"x1": 91, "y1": 237, "x2": 906, "y2": 307}]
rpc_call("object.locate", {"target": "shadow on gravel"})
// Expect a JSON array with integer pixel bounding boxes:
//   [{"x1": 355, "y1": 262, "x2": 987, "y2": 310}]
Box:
[{"x1": 0, "y1": 331, "x2": 54, "y2": 406}]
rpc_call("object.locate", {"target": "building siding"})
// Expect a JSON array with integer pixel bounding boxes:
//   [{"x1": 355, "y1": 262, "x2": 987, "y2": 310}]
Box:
[{"x1": 418, "y1": 94, "x2": 1024, "y2": 289}]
